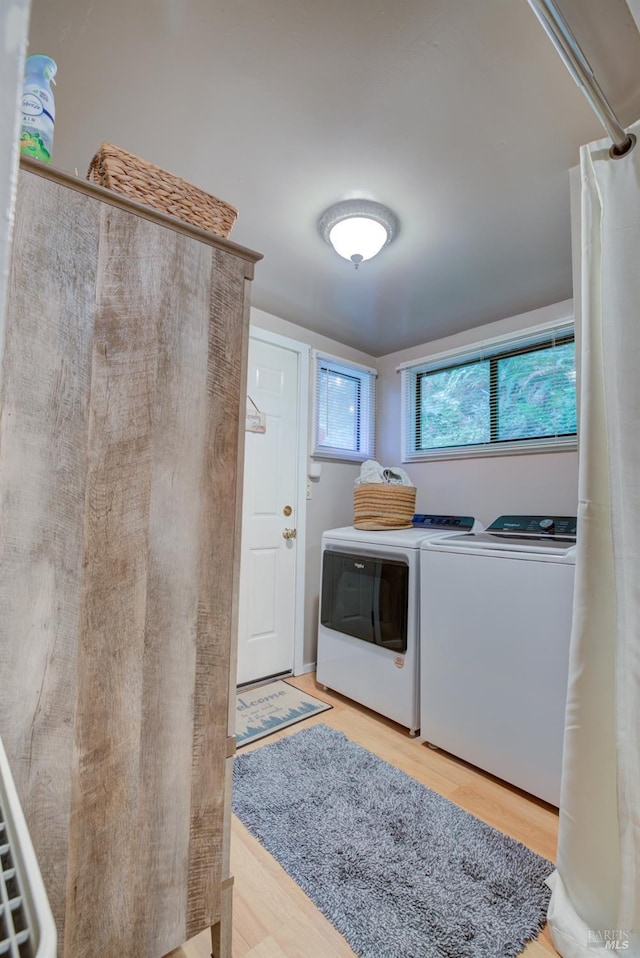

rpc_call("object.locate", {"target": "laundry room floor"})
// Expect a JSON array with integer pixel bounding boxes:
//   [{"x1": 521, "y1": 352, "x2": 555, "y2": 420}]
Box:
[{"x1": 172, "y1": 673, "x2": 560, "y2": 958}]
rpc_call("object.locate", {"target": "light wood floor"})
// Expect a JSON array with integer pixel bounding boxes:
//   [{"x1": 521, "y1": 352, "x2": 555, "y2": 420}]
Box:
[{"x1": 173, "y1": 672, "x2": 560, "y2": 958}]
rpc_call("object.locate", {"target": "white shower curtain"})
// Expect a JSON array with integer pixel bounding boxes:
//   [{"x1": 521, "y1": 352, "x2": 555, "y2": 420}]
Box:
[{"x1": 547, "y1": 119, "x2": 640, "y2": 957}]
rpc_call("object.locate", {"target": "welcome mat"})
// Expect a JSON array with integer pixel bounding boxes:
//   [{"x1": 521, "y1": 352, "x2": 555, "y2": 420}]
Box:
[
  {"x1": 233, "y1": 724, "x2": 553, "y2": 958},
  {"x1": 235, "y1": 680, "x2": 331, "y2": 748}
]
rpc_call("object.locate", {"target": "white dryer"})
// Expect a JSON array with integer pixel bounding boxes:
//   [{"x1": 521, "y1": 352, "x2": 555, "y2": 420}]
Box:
[
  {"x1": 316, "y1": 515, "x2": 478, "y2": 735},
  {"x1": 420, "y1": 515, "x2": 577, "y2": 806}
]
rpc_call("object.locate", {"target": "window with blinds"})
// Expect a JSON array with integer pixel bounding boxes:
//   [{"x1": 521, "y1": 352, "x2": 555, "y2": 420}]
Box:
[
  {"x1": 312, "y1": 352, "x2": 376, "y2": 461},
  {"x1": 400, "y1": 321, "x2": 577, "y2": 461}
]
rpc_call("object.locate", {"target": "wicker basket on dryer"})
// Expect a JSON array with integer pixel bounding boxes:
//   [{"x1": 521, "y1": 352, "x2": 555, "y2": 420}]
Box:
[
  {"x1": 353, "y1": 483, "x2": 417, "y2": 531},
  {"x1": 87, "y1": 142, "x2": 238, "y2": 238}
]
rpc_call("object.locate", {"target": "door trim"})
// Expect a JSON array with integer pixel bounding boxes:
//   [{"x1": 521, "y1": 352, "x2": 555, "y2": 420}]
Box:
[{"x1": 247, "y1": 325, "x2": 309, "y2": 676}]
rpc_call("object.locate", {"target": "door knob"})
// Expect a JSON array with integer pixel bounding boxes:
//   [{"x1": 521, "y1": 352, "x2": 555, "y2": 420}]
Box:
[{"x1": 282, "y1": 528, "x2": 297, "y2": 540}]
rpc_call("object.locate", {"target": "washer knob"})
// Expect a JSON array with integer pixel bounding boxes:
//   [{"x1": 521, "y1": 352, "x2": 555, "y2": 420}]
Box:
[{"x1": 539, "y1": 518, "x2": 554, "y2": 531}]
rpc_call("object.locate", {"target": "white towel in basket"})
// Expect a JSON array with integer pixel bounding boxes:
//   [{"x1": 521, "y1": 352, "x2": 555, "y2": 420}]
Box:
[{"x1": 355, "y1": 459, "x2": 413, "y2": 486}]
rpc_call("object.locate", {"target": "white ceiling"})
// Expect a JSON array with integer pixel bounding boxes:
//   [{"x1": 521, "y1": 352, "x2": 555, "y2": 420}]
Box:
[{"x1": 27, "y1": 0, "x2": 640, "y2": 356}]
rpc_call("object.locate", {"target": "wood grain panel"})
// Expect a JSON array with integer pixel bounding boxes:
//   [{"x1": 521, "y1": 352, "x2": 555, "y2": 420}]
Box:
[
  {"x1": 0, "y1": 172, "x2": 98, "y2": 946},
  {"x1": 138, "y1": 226, "x2": 213, "y2": 954},
  {"x1": 63, "y1": 204, "x2": 160, "y2": 958},
  {"x1": 186, "y1": 249, "x2": 248, "y2": 939},
  {"x1": 227, "y1": 280, "x2": 251, "y2": 736},
  {"x1": 1, "y1": 166, "x2": 252, "y2": 958},
  {"x1": 61, "y1": 205, "x2": 231, "y2": 958}
]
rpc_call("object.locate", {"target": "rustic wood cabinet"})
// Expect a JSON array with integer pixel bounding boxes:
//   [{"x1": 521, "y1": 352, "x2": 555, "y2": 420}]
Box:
[{"x1": 0, "y1": 159, "x2": 260, "y2": 958}]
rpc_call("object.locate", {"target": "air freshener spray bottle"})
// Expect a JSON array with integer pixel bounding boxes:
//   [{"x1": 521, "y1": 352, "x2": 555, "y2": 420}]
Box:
[{"x1": 20, "y1": 54, "x2": 57, "y2": 163}]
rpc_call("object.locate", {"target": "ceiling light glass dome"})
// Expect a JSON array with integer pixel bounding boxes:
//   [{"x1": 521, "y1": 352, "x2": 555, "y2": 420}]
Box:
[{"x1": 318, "y1": 199, "x2": 400, "y2": 268}]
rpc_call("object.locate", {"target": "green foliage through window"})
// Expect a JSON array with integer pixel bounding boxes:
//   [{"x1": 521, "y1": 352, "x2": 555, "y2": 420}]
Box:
[
  {"x1": 496, "y1": 342, "x2": 576, "y2": 441},
  {"x1": 404, "y1": 326, "x2": 577, "y2": 458},
  {"x1": 418, "y1": 362, "x2": 490, "y2": 448}
]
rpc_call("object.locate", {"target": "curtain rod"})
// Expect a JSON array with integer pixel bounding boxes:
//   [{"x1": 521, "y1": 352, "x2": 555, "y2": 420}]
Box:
[{"x1": 526, "y1": 0, "x2": 635, "y2": 157}]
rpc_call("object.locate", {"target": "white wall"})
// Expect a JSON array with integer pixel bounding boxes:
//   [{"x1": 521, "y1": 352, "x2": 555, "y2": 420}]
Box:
[
  {"x1": 376, "y1": 299, "x2": 579, "y2": 528},
  {"x1": 250, "y1": 307, "x2": 377, "y2": 669},
  {"x1": 0, "y1": 0, "x2": 31, "y2": 369}
]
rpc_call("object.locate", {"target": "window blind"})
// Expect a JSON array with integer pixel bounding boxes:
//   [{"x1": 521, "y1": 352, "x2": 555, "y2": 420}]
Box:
[
  {"x1": 400, "y1": 320, "x2": 577, "y2": 461},
  {"x1": 312, "y1": 352, "x2": 377, "y2": 461}
]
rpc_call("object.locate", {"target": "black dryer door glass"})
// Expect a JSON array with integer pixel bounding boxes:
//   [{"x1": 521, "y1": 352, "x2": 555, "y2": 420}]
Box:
[{"x1": 320, "y1": 550, "x2": 408, "y2": 653}]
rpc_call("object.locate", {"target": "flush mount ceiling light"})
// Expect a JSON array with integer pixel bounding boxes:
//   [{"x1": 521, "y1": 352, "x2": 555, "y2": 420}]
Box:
[{"x1": 318, "y1": 199, "x2": 400, "y2": 269}]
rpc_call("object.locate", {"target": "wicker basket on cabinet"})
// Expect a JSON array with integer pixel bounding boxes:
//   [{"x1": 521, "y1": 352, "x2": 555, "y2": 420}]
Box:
[{"x1": 87, "y1": 142, "x2": 238, "y2": 238}]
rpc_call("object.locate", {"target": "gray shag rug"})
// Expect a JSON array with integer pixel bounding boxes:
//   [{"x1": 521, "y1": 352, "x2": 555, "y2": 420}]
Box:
[{"x1": 233, "y1": 724, "x2": 553, "y2": 958}]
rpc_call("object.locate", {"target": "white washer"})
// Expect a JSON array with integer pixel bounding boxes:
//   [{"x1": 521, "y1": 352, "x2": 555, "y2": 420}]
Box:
[
  {"x1": 316, "y1": 515, "x2": 478, "y2": 735},
  {"x1": 420, "y1": 515, "x2": 577, "y2": 806}
]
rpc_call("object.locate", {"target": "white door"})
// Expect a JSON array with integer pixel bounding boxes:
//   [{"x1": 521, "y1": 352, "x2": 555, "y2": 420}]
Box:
[{"x1": 237, "y1": 336, "x2": 301, "y2": 686}]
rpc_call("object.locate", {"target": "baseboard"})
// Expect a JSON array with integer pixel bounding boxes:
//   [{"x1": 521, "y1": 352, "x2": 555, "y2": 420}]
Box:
[{"x1": 294, "y1": 662, "x2": 317, "y2": 676}]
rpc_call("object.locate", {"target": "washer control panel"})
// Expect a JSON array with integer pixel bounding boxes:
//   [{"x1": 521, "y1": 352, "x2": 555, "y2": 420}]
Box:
[
  {"x1": 412, "y1": 514, "x2": 475, "y2": 531},
  {"x1": 486, "y1": 515, "x2": 577, "y2": 537}
]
